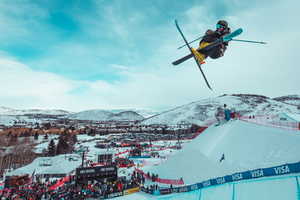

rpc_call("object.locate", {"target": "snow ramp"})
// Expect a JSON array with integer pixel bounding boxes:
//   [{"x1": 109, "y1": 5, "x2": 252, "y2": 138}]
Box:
[{"x1": 147, "y1": 120, "x2": 300, "y2": 184}]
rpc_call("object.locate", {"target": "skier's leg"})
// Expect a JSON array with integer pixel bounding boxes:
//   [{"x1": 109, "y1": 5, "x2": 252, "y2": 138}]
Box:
[
  {"x1": 207, "y1": 46, "x2": 223, "y2": 59},
  {"x1": 191, "y1": 48, "x2": 206, "y2": 64},
  {"x1": 191, "y1": 41, "x2": 209, "y2": 64}
]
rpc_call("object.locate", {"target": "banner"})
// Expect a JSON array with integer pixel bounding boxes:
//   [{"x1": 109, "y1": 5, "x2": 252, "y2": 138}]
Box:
[
  {"x1": 158, "y1": 161, "x2": 300, "y2": 195},
  {"x1": 135, "y1": 168, "x2": 184, "y2": 185},
  {"x1": 106, "y1": 192, "x2": 123, "y2": 199},
  {"x1": 124, "y1": 187, "x2": 140, "y2": 195}
]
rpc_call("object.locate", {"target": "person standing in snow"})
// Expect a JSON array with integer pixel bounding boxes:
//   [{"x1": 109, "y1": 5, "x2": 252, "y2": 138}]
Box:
[
  {"x1": 215, "y1": 106, "x2": 224, "y2": 125},
  {"x1": 219, "y1": 153, "x2": 225, "y2": 163},
  {"x1": 224, "y1": 104, "x2": 231, "y2": 121}
]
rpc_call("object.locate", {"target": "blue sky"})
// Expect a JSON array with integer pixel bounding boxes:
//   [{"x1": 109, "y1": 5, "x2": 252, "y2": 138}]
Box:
[{"x1": 0, "y1": 0, "x2": 299, "y2": 112}]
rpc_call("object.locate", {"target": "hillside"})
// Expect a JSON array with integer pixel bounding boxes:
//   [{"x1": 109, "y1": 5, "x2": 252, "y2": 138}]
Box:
[
  {"x1": 68, "y1": 109, "x2": 144, "y2": 121},
  {"x1": 0, "y1": 106, "x2": 71, "y2": 116},
  {"x1": 141, "y1": 94, "x2": 300, "y2": 125},
  {"x1": 273, "y1": 95, "x2": 300, "y2": 107},
  {"x1": 1, "y1": 94, "x2": 299, "y2": 126}
]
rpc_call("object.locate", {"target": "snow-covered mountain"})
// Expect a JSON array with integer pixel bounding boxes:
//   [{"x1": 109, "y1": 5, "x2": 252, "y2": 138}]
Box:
[
  {"x1": 109, "y1": 109, "x2": 160, "y2": 118},
  {"x1": 141, "y1": 94, "x2": 300, "y2": 125},
  {"x1": 0, "y1": 106, "x2": 72, "y2": 115},
  {"x1": 1, "y1": 94, "x2": 300, "y2": 125},
  {"x1": 68, "y1": 110, "x2": 144, "y2": 121},
  {"x1": 273, "y1": 95, "x2": 300, "y2": 107}
]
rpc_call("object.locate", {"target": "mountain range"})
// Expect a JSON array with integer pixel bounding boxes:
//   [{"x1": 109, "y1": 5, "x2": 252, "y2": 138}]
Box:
[
  {"x1": 141, "y1": 94, "x2": 300, "y2": 125},
  {"x1": 0, "y1": 94, "x2": 299, "y2": 125}
]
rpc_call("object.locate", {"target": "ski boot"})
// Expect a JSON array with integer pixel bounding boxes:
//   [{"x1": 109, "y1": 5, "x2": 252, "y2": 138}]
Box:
[{"x1": 191, "y1": 48, "x2": 206, "y2": 64}]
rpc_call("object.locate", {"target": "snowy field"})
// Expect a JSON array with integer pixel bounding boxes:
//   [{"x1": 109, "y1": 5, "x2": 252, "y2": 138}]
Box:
[
  {"x1": 5, "y1": 119, "x2": 300, "y2": 199},
  {"x1": 6, "y1": 154, "x2": 82, "y2": 176}
]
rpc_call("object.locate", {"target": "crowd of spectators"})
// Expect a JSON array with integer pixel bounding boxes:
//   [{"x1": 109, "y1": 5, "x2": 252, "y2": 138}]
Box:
[{"x1": 0, "y1": 171, "x2": 144, "y2": 200}]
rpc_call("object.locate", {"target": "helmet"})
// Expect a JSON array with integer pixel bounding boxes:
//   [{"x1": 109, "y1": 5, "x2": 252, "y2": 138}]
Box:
[{"x1": 216, "y1": 20, "x2": 228, "y2": 29}]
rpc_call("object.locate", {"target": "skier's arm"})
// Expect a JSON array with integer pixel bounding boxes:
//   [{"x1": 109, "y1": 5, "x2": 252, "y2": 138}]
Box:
[{"x1": 222, "y1": 28, "x2": 231, "y2": 46}]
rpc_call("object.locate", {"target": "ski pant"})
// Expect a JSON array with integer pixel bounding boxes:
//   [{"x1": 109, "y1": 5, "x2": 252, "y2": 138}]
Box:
[
  {"x1": 205, "y1": 44, "x2": 225, "y2": 59},
  {"x1": 200, "y1": 42, "x2": 226, "y2": 59}
]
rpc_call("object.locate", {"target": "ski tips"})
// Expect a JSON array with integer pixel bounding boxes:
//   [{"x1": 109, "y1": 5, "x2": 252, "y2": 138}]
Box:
[
  {"x1": 236, "y1": 28, "x2": 243, "y2": 35},
  {"x1": 175, "y1": 19, "x2": 179, "y2": 27}
]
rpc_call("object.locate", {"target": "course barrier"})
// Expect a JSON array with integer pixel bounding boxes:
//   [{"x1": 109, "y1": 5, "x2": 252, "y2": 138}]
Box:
[
  {"x1": 150, "y1": 161, "x2": 300, "y2": 195},
  {"x1": 114, "y1": 150, "x2": 130, "y2": 157},
  {"x1": 135, "y1": 168, "x2": 184, "y2": 185},
  {"x1": 48, "y1": 175, "x2": 71, "y2": 191},
  {"x1": 240, "y1": 116, "x2": 300, "y2": 131}
]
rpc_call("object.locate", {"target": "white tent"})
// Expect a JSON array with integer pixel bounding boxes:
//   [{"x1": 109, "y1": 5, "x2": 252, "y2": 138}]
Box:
[{"x1": 6, "y1": 154, "x2": 82, "y2": 177}]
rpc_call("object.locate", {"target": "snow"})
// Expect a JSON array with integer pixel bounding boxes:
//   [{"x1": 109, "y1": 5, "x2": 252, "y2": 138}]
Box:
[
  {"x1": 68, "y1": 109, "x2": 144, "y2": 121},
  {"x1": 6, "y1": 154, "x2": 81, "y2": 176},
  {"x1": 1, "y1": 94, "x2": 299, "y2": 126},
  {"x1": 285, "y1": 113, "x2": 300, "y2": 122},
  {"x1": 114, "y1": 190, "x2": 202, "y2": 199},
  {"x1": 0, "y1": 106, "x2": 71, "y2": 115},
  {"x1": 273, "y1": 95, "x2": 300, "y2": 106},
  {"x1": 0, "y1": 115, "x2": 19, "y2": 126},
  {"x1": 2, "y1": 94, "x2": 300, "y2": 199},
  {"x1": 109, "y1": 109, "x2": 160, "y2": 118},
  {"x1": 145, "y1": 120, "x2": 300, "y2": 184},
  {"x1": 34, "y1": 135, "x2": 59, "y2": 153},
  {"x1": 141, "y1": 94, "x2": 300, "y2": 125},
  {"x1": 3, "y1": 119, "x2": 299, "y2": 199}
]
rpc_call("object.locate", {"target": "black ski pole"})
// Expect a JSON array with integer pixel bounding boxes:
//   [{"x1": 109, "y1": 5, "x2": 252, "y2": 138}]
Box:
[
  {"x1": 231, "y1": 39, "x2": 267, "y2": 44},
  {"x1": 177, "y1": 35, "x2": 204, "y2": 49}
]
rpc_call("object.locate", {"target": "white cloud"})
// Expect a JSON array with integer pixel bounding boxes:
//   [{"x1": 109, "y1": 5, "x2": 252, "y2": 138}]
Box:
[
  {"x1": 0, "y1": 56, "x2": 77, "y2": 109},
  {"x1": 0, "y1": 1, "x2": 50, "y2": 44},
  {"x1": 0, "y1": 0, "x2": 299, "y2": 112}
]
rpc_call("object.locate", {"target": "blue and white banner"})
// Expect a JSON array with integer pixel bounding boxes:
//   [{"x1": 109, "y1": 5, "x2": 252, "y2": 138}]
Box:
[{"x1": 158, "y1": 161, "x2": 300, "y2": 195}]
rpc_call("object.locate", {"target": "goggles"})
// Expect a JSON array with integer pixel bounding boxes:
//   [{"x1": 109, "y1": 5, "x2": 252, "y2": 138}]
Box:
[{"x1": 216, "y1": 24, "x2": 226, "y2": 29}]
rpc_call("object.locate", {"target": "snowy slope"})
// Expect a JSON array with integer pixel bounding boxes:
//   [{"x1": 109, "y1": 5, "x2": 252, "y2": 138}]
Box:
[
  {"x1": 141, "y1": 94, "x2": 300, "y2": 125},
  {"x1": 0, "y1": 115, "x2": 42, "y2": 126},
  {"x1": 0, "y1": 106, "x2": 71, "y2": 115},
  {"x1": 273, "y1": 95, "x2": 300, "y2": 107},
  {"x1": 6, "y1": 154, "x2": 81, "y2": 176},
  {"x1": 109, "y1": 109, "x2": 160, "y2": 118},
  {"x1": 69, "y1": 109, "x2": 144, "y2": 121},
  {"x1": 147, "y1": 120, "x2": 300, "y2": 184}
]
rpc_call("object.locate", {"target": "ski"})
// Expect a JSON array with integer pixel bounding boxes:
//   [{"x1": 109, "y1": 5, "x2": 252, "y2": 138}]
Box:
[
  {"x1": 175, "y1": 20, "x2": 213, "y2": 90},
  {"x1": 173, "y1": 28, "x2": 243, "y2": 66}
]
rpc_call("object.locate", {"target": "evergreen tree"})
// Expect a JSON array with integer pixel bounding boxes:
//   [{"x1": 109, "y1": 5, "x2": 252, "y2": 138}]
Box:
[
  {"x1": 34, "y1": 132, "x2": 39, "y2": 140},
  {"x1": 47, "y1": 139, "x2": 56, "y2": 156},
  {"x1": 44, "y1": 122, "x2": 51, "y2": 130},
  {"x1": 56, "y1": 136, "x2": 70, "y2": 155},
  {"x1": 72, "y1": 134, "x2": 78, "y2": 144}
]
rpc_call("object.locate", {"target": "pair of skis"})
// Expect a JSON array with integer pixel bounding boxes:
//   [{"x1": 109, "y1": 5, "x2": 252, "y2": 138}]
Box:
[{"x1": 174, "y1": 20, "x2": 264, "y2": 90}]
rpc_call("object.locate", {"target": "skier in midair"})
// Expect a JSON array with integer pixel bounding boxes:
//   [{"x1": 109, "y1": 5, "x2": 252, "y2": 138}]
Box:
[{"x1": 192, "y1": 20, "x2": 231, "y2": 63}]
